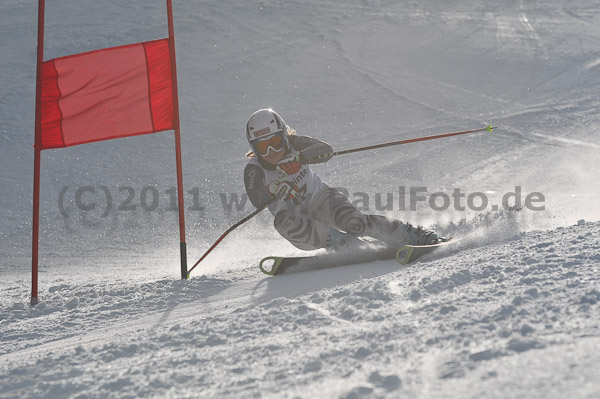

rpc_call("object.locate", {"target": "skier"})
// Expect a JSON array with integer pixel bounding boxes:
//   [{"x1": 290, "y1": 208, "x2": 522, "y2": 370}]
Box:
[{"x1": 243, "y1": 108, "x2": 442, "y2": 251}]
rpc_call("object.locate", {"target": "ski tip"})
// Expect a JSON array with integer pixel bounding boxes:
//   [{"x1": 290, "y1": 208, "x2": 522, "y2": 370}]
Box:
[
  {"x1": 485, "y1": 124, "x2": 494, "y2": 133},
  {"x1": 396, "y1": 246, "x2": 415, "y2": 265},
  {"x1": 259, "y1": 256, "x2": 284, "y2": 275}
]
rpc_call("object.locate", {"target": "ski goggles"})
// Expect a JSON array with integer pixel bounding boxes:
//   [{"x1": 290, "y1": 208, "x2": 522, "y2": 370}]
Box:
[{"x1": 252, "y1": 133, "x2": 286, "y2": 156}]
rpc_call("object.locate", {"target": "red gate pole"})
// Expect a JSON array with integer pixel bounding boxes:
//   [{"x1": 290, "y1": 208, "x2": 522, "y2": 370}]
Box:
[
  {"x1": 166, "y1": 0, "x2": 188, "y2": 279},
  {"x1": 31, "y1": 0, "x2": 46, "y2": 306}
]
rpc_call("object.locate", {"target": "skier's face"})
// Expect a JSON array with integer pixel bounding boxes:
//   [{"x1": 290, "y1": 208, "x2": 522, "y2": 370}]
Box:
[{"x1": 261, "y1": 147, "x2": 286, "y2": 164}]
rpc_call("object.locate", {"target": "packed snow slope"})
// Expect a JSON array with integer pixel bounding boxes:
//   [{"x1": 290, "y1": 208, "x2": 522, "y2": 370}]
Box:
[
  {"x1": 1, "y1": 0, "x2": 599, "y2": 398},
  {"x1": 1, "y1": 221, "x2": 599, "y2": 398}
]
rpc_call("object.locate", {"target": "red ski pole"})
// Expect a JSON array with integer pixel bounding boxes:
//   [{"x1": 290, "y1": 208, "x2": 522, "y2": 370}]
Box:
[{"x1": 186, "y1": 198, "x2": 276, "y2": 277}]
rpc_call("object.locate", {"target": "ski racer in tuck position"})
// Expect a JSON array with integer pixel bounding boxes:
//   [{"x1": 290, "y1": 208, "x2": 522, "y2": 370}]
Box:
[{"x1": 243, "y1": 108, "x2": 442, "y2": 251}]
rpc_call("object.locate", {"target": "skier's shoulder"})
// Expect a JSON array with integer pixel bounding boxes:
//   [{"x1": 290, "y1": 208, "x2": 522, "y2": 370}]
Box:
[
  {"x1": 244, "y1": 156, "x2": 264, "y2": 176},
  {"x1": 244, "y1": 156, "x2": 264, "y2": 173},
  {"x1": 288, "y1": 133, "x2": 333, "y2": 161},
  {"x1": 289, "y1": 134, "x2": 331, "y2": 149},
  {"x1": 289, "y1": 134, "x2": 316, "y2": 146},
  {"x1": 245, "y1": 156, "x2": 262, "y2": 168}
]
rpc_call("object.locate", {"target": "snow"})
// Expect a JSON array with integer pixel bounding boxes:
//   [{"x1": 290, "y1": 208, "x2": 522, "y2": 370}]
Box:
[
  {"x1": 1, "y1": 0, "x2": 600, "y2": 398},
  {"x1": 2, "y1": 222, "x2": 599, "y2": 398}
]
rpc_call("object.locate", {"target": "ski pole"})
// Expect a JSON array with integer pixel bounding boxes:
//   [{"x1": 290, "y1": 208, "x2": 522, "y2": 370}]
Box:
[
  {"x1": 186, "y1": 197, "x2": 277, "y2": 277},
  {"x1": 305, "y1": 125, "x2": 494, "y2": 162}
]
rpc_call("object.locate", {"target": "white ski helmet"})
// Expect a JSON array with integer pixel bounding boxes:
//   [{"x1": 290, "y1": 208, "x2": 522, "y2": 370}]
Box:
[{"x1": 246, "y1": 108, "x2": 289, "y2": 156}]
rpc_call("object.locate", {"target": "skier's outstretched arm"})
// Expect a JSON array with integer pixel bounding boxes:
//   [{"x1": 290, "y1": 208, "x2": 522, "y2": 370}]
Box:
[
  {"x1": 244, "y1": 163, "x2": 273, "y2": 208},
  {"x1": 289, "y1": 135, "x2": 333, "y2": 164}
]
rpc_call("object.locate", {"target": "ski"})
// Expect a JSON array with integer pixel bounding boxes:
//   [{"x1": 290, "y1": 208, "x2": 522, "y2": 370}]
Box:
[
  {"x1": 395, "y1": 239, "x2": 457, "y2": 264},
  {"x1": 259, "y1": 237, "x2": 458, "y2": 275},
  {"x1": 259, "y1": 245, "x2": 397, "y2": 276}
]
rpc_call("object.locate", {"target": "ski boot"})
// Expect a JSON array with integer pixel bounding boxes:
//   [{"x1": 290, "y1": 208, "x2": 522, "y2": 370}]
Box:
[
  {"x1": 325, "y1": 228, "x2": 361, "y2": 251},
  {"x1": 403, "y1": 224, "x2": 445, "y2": 245}
]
